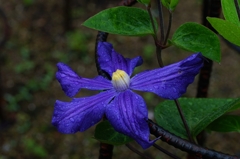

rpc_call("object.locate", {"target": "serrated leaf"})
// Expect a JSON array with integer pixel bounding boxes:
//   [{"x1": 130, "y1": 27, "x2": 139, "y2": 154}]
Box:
[
  {"x1": 207, "y1": 115, "x2": 240, "y2": 132},
  {"x1": 221, "y1": 0, "x2": 240, "y2": 26},
  {"x1": 207, "y1": 17, "x2": 240, "y2": 46},
  {"x1": 170, "y1": 22, "x2": 221, "y2": 62},
  {"x1": 94, "y1": 121, "x2": 133, "y2": 145},
  {"x1": 83, "y1": 6, "x2": 157, "y2": 36},
  {"x1": 154, "y1": 98, "x2": 240, "y2": 139}
]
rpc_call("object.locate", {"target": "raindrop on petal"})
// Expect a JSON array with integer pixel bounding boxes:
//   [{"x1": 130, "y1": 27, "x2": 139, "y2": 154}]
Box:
[
  {"x1": 70, "y1": 118, "x2": 75, "y2": 122},
  {"x1": 154, "y1": 85, "x2": 159, "y2": 89}
]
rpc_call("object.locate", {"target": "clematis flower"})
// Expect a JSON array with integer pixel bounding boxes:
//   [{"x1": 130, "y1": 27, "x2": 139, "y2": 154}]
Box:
[{"x1": 52, "y1": 42, "x2": 204, "y2": 149}]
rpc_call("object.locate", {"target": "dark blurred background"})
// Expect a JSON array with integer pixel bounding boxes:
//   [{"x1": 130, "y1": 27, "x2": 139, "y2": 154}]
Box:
[{"x1": 0, "y1": 0, "x2": 240, "y2": 159}]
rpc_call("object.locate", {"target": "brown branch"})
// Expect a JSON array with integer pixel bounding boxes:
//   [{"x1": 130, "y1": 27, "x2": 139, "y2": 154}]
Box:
[{"x1": 148, "y1": 119, "x2": 240, "y2": 159}]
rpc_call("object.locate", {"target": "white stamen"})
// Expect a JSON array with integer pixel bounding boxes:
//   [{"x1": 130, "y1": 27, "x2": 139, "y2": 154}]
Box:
[{"x1": 111, "y1": 69, "x2": 130, "y2": 92}]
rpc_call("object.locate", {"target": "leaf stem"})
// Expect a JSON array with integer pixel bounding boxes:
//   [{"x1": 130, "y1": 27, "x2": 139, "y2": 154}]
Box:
[
  {"x1": 156, "y1": 0, "x2": 165, "y2": 44},
  {"x1": 164, "y1": 11, "x2": 173, "y2": 45},
  {"x1": 155, "y1": 0, "x2": 193, "y2": 145},
  {"x1": 156, "y1": 44, "x2": 164, "y2": 67},
  {"x1": 234, "y1": 0, "x2": 240, "y2": 21},
  {"x1": 147, "y1": 3, "x2": 158, "y2": 43},
  {"x1": 174, "y1": 99, "x2": 195, "y2": 143},
  {"x1": 147, "y1": 2, "x2": 164, "y2": 67},
  {"x1": 125, "y1": 144, "x2": 153, "y2": 159}
]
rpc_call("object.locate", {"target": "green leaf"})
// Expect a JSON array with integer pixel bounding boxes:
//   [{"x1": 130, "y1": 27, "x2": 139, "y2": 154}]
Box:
[
  {"x1": 137, "y1": 0, "x2": 150, "y2": 5},
  {"x1": 162, "y1": 0, "x2": 179, "y2": 11},
  {"x1": 94, "y1": 121, "x2": 133, "y2": 145},
  {"x1": 169, "y1": 0, "x2": 179, "y2": 10},
  {"x1": 207, "y1": 115, "x2": 240, "y2": 132},
  {"x1": 221, "y1": 0, "x2": 240, "y2": 26},
  {"x1": 83, "y1": 6, "x2": 156, "y2": 36},
  {"x1": 170, "y1": 22, "x2": 221, "y2": 62},
  {"x1": 207, "y1": 17, "x2": 240, "y2": 46},
  {"x1": 154, "y1": 98, "x2": 240, "y2": 139}
]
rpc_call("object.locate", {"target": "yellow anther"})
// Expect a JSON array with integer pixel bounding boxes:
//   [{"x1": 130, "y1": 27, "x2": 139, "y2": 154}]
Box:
[{"x1": 111, "y1": 69, "x2": 130, "y2": 91}]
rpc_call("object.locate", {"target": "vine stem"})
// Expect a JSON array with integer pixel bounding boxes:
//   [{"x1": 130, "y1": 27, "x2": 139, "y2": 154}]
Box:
[
  {"x1": 147, "y1": 3, "x2": 158, "y2": 43},
  {"x1": 148, "y1": 119, "x2": 240, "y2": 159},
  {"x1": 156, "y1": 0, "x2": 165, "y2": 44},
  {"x1": 151, "y1": 0, "x2": 194, "y2": 143},
  {"x1": 125, "y1": 144, "x2": 153, "y2": 159},
  {"x1": 164, "y1": 11, "x2": 172, "y2": 45},
  {"x1": 147, "y1": 2, "x2": 164, "y2": 67}
]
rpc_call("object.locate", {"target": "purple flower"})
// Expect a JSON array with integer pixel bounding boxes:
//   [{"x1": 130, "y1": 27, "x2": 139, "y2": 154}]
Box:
[{"x1": 52, "y1": 42, "x2": 204, "y2": 149}]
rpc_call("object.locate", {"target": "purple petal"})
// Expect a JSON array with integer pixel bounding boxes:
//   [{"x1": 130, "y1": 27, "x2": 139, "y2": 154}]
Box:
[
  {"x1": 130, "y1": 53, "x2": 204, "y2": 99},
  {"x1": 56, "y1": 62, "x2": 113, "y2": 97},
  {"x1": 52, "y1": 90, "x2": 116, "y2": 134},
  {"x1": 105, "y1": 90, "x2": 155, "y2": 149},
  {"x1": 97, "y1": 42, "x2": 143, "y2": 76}
]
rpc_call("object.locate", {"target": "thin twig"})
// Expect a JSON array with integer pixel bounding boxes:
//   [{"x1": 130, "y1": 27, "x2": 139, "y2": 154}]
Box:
[
  {"x1": 153, "y1": 143, "x2": 181, "y2": 159},
  {"x1": 174, "y1": 99, "x2": 195, "y2": 143},
  {"x1": 155, "y1": 1, "x2": 193, "y2": 143},
  {"x1": 164, "y1": 11, "x2": 173, "y2": 45},
  {"x1": 146, "y1": 2, "x2": 164, "y2": 67},
  {"x1": 147, "y1": 3, "x2": 158, "y2": 43},
  {"x1": 125, "y1": 144, "x2": 153, "y2": 159},
  {"x1": 150, "y1": 0, "x2": 164, "y2": 68},
  {"x1": 234, "y1": 0, "x2": 240, "y2": 21},
  {"x1": 156, "y1": 0, "x2": 165, "y2": 44}
]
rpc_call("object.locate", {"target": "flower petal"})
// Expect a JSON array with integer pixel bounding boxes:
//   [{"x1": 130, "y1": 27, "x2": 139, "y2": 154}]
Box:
[
  {"x1": 105, "y1": 90, "x2": 155, "y2": 149},
  {"x1": 97, "y1": 42, "x2": 143, "y2": 76},
  {"x1": 56, "y1": 62, "x2": 113, "y2": 97},
  {"x1": 52, "y1": 90, "x2": 116, "y2": 134},
  {"x1": 130, "y1": 53, "x2": 204, "y2": 99}
]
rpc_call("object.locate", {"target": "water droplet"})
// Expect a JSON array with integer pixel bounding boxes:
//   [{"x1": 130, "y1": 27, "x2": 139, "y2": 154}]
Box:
[
  {"x1": 154, "y1": 86, "x2": 159, "y2": 89},
  {"x1": 70, "y1": 118, "x2": 75, "y2": 122}
]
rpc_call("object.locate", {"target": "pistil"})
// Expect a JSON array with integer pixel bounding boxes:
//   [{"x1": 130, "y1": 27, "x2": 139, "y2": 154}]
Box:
[{"x1": 111, "y1": 69, "x2": 130, "y2": 92}]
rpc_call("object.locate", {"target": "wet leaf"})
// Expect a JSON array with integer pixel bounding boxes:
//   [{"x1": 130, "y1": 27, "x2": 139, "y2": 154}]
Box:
[
  {"x1": 221, "y1": 0, "x2": 240, "y2": 26},
  {"x1": 170, "y1": 22, "x2": 221, "y2": 62},
  {"x1": 94, "y1": 121, "x2": 133, "y2": 145},
  {"x1": 154, "y1": 98, "x2": 240, "y2": 139},
  {"x1": 83, "y1": 6, "x2": 157, "y2": 36},
  {"x1": 207, "y1": 17, "x2": 240, "y2": 46},
  {"x1": 207, "y1": 115, "x2": 240, "y2": 132}
]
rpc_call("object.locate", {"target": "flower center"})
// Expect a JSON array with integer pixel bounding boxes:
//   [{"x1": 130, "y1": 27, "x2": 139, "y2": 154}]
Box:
[{"x1": 111, "y1": 69, "x2": 130, "y2": 92}]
